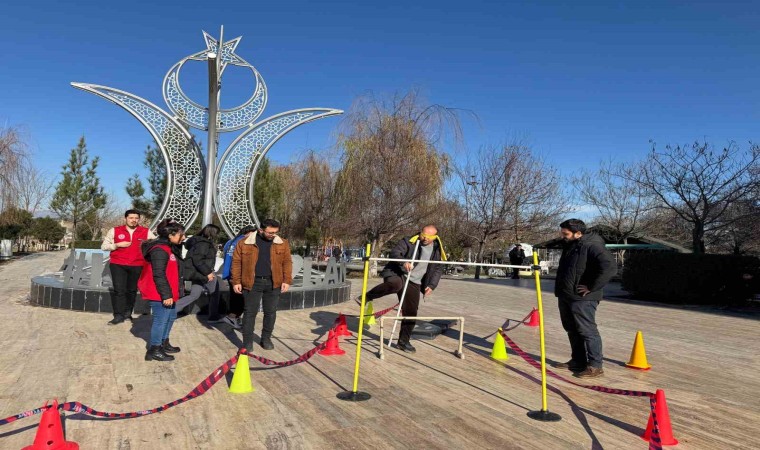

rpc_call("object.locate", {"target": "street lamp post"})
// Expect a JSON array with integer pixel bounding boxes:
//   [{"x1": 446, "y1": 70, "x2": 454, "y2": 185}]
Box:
[{"x1": 465, "y1": 175, "x2": 478, "y2": 263}]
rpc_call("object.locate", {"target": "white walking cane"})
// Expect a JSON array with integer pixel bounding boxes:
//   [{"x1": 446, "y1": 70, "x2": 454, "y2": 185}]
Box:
[{"x1": 387, "y1": 240, "x2": 421, "y2": 349}]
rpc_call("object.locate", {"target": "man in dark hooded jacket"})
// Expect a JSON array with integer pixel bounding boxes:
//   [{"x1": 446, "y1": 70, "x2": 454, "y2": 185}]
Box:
[
  {"x1": 363, "y1": 225, "x2": 446, "y2": 353},
  {"x1": 554, "y1": 219, "x2": 616, "y2": 379}
]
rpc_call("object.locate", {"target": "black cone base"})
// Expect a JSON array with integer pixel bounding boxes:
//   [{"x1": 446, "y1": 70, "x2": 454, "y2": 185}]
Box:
[
  {"x1": 527, "y1": 410, "x2": 562, "y2": 422},
  {"x1": 337, "y1": 391, "x2": 371, "y2": 402}
]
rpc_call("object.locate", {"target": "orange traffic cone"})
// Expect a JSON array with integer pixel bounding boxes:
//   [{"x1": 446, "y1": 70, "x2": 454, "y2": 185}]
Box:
[
  {"x1": 319, "y1": 329, "x2": 346, "y2": 356},
  {"x1": 526, "y1": 308, "x2": 540, "y2": 327},
  {"x1": 335, "y1": 313, "x2": 351, "y2": 337},
  {"x1": 641, "y1": 389, "x2": 678, "y2": 446},
  {"x1": 626, "y1": 330, "x2": 652, "y2": 370},
  {"x1": 22, "y1": 400, "x2": 79, "y2": 449}
]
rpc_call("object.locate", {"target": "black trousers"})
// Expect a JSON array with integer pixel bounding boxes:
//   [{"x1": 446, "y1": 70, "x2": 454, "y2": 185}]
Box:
[
  {"x1": 557, "y1": 297, "x2": 603, "y2": 368},
  {"x1": 242, "y1": 278, "x2": 281, "y2": 349},
  {"x1": 227, "y1": 280, "x2": 244, "y2": 316},
  {"x1": 366, "y1": 275, "x2": 421, "y2": 344},
  {"x1": 109, "y1": 263, "x2": 142, "y2": 319}
]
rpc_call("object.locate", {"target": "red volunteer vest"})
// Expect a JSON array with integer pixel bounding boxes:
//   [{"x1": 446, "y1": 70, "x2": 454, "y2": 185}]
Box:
[
  {"x1": 137, "y1": 245, "x2": 180, "y2": 302},
  {"x1": 110, "y1": 225, "x2": 150, "y2": 266}
]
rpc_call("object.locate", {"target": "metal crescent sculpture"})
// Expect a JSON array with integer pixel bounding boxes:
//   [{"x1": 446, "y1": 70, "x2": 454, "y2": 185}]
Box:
[
  {"x1": 215, "y1": 108, "x2": 342, "y2": 236},
  {"x1": 72, "y1": 28, "x2": 342, "y2": 236},
  {"x1": 70, "y1": 83, "x2": 205, "y2": 230}
]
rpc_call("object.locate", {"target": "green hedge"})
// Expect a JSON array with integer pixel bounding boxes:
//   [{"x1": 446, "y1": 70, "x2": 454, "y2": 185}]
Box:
[
  {"x1": 622, "y1": 252, "x2": 759, "y2": 305},
  {"x1": 72, "y1": 240, "x2": 104, "y2": 250}
]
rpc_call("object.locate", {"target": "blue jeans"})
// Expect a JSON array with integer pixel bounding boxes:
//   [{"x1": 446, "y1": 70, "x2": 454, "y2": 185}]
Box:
[{"x1": 150, "y1": 301, "x2": 177, "y2": 347}]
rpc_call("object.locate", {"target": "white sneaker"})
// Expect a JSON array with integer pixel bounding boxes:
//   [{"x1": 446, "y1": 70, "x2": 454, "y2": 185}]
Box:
[{"x1": 222, "y1": 316, "x2": 241, "y2": 330}]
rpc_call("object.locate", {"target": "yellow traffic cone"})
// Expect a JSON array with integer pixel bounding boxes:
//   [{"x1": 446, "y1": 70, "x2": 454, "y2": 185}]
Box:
[
  {"x1": 229, "y1": 354, "x2": 255, "y2": 393},
  {"x1": 490, "y1": 328, "x2": 509, "y2": 361},
  {"x1": 625, "y1": 330, "x2": 652, "y2": 370},
  {"x1": 363, "y1": 301, "x2": 376, "y2": 326}
]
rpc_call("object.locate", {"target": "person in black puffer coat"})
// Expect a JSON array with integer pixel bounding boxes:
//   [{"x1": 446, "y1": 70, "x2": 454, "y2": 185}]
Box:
[
  {"x1": 363, "y1": 225, "x2": 446, "y2": 354},
  {"x1": 175, "y1": 224, "x2": 222, "y2": 321},
  {"x1": 553, "y1": 219, "x2": 616, "y2": 379}
]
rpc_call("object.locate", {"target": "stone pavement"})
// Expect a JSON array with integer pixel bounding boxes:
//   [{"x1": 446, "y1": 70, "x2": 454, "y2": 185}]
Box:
[{"x1": 1, "y1": 252, "x2": 759, "y2": 449}]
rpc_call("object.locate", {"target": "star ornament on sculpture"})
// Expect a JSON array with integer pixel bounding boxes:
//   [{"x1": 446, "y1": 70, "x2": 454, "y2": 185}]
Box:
[{"x1": 198, "y1": 30, "x2": 244, "y2": 71}]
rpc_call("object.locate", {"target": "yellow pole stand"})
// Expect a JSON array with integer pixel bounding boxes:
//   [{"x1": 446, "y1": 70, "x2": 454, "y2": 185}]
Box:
[
  {"x1": 337, "y1": 243, "x2": 372, "y2": 402},
  {"x1": 527, "y1": 252, "x2": 561, "y2": 422}
]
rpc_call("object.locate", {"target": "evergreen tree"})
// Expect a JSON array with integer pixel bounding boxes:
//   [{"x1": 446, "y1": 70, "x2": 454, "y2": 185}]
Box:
[
  {"x1": 50, "y1": 136, "x2": 106, "y2": 241},
  {"x1": 143, "y1": 144, "x2": 166, "y2": 216},
  {"x1": 125, "y1": 173, "x2": 153, "y2": 217}
]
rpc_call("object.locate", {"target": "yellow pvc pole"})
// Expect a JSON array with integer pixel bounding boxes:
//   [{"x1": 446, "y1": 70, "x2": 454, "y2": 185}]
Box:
[
  {"x1": 532, "y1": 252, "x2": 549, "y2": 412},
  {"x1": 351, "y1": 243, "x2": 372, "y2": 393}
]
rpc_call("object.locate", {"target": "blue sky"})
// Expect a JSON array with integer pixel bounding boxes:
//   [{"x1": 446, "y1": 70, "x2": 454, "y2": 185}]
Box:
[{"x1": 2, "y1": 0, "x2": 759, "y2": 209}]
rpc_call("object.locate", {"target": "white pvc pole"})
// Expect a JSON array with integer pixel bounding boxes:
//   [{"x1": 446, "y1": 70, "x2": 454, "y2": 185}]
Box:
[
  {"x1": 370, "y1": 257, "x2": 531, "y2": 270},
  {"x1": 387, "y1": 240, "x2": 420, "y2": 349}
]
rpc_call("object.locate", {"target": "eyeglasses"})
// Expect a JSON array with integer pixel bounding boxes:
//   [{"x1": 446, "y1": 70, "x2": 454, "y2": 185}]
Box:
[
  {"x1": 261, "y1": 229, "x2": 279, "y2": 236},
  {"x1": 420, "y1": 233, "x2": 437, "y2": 240}
]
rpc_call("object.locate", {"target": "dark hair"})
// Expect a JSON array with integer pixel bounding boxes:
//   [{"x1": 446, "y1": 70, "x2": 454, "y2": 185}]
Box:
[
  {"x1": 124, "y1": 209, "x2": 141, "y2": 218},
  {"x1": 237, "y1": 225, "x2": 256, "y2": 236},
  {"x1": 559, "y1": 218, "x2": 587, "y2": 234},
  {"x1": 260, "y1": 218, "x2": 281, "y2": 229},
  {"x1": 198, "y1": 224, "x2": 220, "y2": 240},
  {"x1": 156, "y1": 218, "x2": 185, "y2": 238}
]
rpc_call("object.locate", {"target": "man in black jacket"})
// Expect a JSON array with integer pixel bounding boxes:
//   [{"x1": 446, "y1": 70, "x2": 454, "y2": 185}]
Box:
[
  {"x1": 554, "y1": 219, "x2": 616, "y2": 378},
  {"x1": 364, "y1": 225, "x2": 446, "y2": 353},
  {"x1": 508, "y1": 244, "x2": 526, "y2": 279}
]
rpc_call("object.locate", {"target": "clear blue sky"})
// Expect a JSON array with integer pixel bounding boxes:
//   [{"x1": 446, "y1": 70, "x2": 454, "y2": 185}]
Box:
[{"x1": 2, "y1": 0, "x2": 759, "y2": 209}]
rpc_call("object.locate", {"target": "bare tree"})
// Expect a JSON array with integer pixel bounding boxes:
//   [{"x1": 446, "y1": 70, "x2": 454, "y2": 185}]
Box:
[
  {"x1": 574, "y1": 160, "x2": 655, "y2": 244},
  {"x1": 706, "y1": 199, "x2": 760, "y2": 255},
  {"x1": 461, "y1": 143, "x2": 570, "y2": 278},
  {"x1": 13, "y1": 160, "x2": 54, "y2": 215},
  {"x1": 0, "y1": 125, "x2": 29, "y2": 212},
  {"x1": 627, "y1": 140, "x2": 759, "y2": 253},
  {"x1": 333, "y1": 90, "x2": 463, "y2": 274}
]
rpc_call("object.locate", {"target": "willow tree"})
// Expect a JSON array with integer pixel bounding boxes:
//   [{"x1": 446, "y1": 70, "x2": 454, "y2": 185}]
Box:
[
  {"x1": 333, "y1": 90, "x2": 463, "y2": 274},
  {"x1": 0, "y1": 125, "x2": 28, "y2": 213}
]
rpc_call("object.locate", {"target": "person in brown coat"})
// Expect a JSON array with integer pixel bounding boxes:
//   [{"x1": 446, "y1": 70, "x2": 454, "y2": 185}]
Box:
[{"x1": 231, "y1": 219, "x2": 293, "y2": 351}]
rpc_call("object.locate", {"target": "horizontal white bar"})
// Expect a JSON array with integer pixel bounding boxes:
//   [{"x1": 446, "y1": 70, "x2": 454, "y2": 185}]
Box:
[{"x1": 369, "y1": 257, "x2": 533, "y2": 270}]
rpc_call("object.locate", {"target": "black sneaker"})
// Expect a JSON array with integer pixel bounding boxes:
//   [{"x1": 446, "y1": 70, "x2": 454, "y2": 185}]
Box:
[
  {"x1": 145, "y1": 345, "x2": 175, "y2": 362},
  {"x1": 162, "y1": 339, "x2": 181, "y2": 354},
  {"x1": 260, "y1": 338, "x2": 274, "y2": 350},
  {"x1": 107, "y1": 317, "x2": 125, "y2": 325},
  {"x1": 396, "y1": 341, "x2": 416, "y2": 353},
  {"x1": 554, "y1": 360, "x2": 586, "y2": 372}
]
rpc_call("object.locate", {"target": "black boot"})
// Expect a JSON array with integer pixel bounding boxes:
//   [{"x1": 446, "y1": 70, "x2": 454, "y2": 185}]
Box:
[
  {"x1": 145, "y1": 345, "x2": 175, "y2": 361},
  {"x1": 260, "y1": 337, "x2": 274, "y2": 350},
  {"x1": 162, "y1": 339, "x2": 180, "y2": 353}
]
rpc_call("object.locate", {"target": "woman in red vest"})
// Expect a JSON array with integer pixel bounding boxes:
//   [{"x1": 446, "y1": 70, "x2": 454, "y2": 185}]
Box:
[{"x1": 139, "y1": 219, "x2": 185, "y2": 362}]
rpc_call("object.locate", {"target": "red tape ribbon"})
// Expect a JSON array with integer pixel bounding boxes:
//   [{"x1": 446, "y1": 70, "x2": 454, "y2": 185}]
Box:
[
  {"x1": 498, "y1": 329, "x2": 663, "y2": 450},
  {"x1": 0, "y1": 323, "x2": 341, "y2": 427}
]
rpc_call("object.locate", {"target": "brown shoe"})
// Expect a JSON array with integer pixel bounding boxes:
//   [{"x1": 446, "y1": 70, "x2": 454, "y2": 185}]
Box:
[
  {"x1": 574, "y1": 366, "x2": 604, "y2": 378},
  {"x1": 555, "y1": 360, "x2": 586, "y2": 372}
]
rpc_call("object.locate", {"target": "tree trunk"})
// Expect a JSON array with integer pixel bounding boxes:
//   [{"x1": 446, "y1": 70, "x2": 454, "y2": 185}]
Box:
[
  {"x1": 474, "y1": 241, "x2": 485, "y2": 279},
  {"x1": 370, "y1": 237, "x2": 382, "y2": 277},
  {"x1": 692, "y1": 222, "x2": 705, "y2": 254}
]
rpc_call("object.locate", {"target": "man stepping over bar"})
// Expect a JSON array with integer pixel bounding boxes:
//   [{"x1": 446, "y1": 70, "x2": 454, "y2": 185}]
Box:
[{"x1": 364, "y1": 225, "x2": 446, "y2": 353}]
